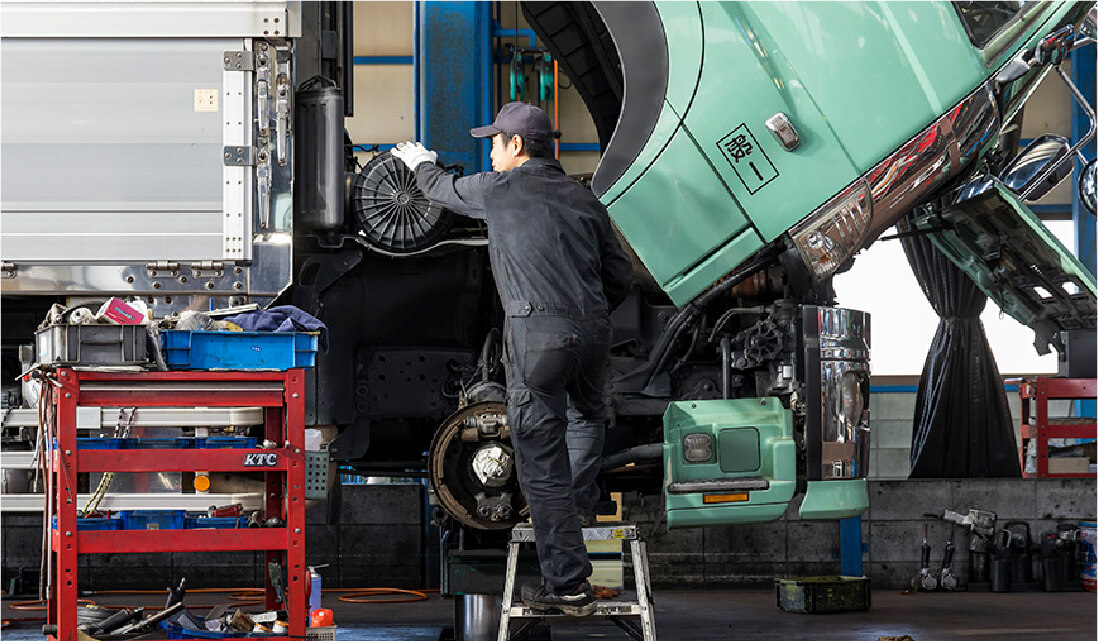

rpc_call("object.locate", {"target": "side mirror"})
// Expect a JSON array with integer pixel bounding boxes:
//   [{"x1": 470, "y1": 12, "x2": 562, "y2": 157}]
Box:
[
  {"x1": 998, "y1": 134, "x2": 1073, "y2": 201},
  {"x1": 1080, "y1": 159, "x2": 1096, "y2": 215},
  {"x1": 1079, "y1": 5, "x2": 1097, "y2": 45}
]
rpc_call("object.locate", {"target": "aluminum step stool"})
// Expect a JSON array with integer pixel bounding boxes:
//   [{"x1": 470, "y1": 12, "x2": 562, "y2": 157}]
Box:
[{"x1": 497, "y1": 522, "x2": 656, "y2": 641}]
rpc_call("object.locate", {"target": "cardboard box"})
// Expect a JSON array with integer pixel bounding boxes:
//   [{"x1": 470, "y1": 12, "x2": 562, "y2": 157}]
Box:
[{"x1": 1048, "y1": 457, "x2": 1093, "y2": 474}]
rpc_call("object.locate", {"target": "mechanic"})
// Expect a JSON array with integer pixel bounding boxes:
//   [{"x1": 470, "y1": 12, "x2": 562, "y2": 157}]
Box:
[{"x1": 392, "y1": 101, "x2": 632, "y2": 616}]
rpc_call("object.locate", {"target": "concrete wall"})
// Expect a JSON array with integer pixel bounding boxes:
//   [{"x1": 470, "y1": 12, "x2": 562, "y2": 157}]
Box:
[
  {"x1": 4, "y1": 480, "x2": 1091, "y2": 593},
  {"x1": 624, "y1": 478, "x2": 1096, "y2": 590}
]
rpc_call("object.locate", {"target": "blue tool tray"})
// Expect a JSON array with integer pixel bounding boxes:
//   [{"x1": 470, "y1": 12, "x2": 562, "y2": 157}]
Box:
[
  {"x1": 185, "y1": 515, "x2": 248, "y2": 529},
  {"x1": 159, "y1": 330, "x2": 318, "y2": 371},
  {"x1": 52, "y1": 516, "x2": 122, "y2": 531},
  {"x1": 77, "y1": 438, "x2": 125, "y2": 450},
  {"x1": 118, "y1": 510, "x2": 186, "y2": 530},
  {"x1": 196, "y1": 437, "x2": 257, "y2": 449},
  {"x1": 122, "y1": 437, "x2": 195, "y2": 449}
]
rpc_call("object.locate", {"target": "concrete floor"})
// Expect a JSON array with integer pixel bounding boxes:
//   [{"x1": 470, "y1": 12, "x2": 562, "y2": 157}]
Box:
[{"x1": 3, "y1": 589, "x2": 1096, "y2": 641}]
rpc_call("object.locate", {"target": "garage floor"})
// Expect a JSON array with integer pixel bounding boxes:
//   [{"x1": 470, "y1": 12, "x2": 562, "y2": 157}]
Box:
[{"x1": 3, "y1": 589, "x2": 1095, "y2": 641}]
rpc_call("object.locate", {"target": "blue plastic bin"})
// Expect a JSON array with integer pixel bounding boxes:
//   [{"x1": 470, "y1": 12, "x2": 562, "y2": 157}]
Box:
[
  {"x1": 77, "y1": 437, "x2": 124, "y2": 450},
  {"x1": 159, "y1": 330, "x2": 318, "y2": 371},
  {"x1": 198, "y1": 437, "x2": 257, "y2": 449},
  {"x1": 123, "y1": 437, "x2": 194, "y2": 449},
  {"x1": 185, "y1": 515, "x2": 248, "y2": 530},
  {"x1": 119, "y1": 510, "x2": 185, "y2": 530},
  {"x1": 52, "y1": 516, "x2": 122, "y2": 531}
]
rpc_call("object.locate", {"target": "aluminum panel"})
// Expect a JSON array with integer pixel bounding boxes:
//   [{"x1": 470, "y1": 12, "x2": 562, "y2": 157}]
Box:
[
  {"x1": 0, "y1": 1, "x2": 292, "y2": 39},
  {"x1": 2, "y1": 212, "x2": 224, "y2": 262},
  {"x1": 1, "y1": 38, "x2": 241, "y2": 262}
]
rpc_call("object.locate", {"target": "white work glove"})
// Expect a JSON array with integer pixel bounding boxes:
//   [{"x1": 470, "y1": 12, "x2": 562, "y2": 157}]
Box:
[{"x1": 391, "y1": 141, "x2": 437, "y2": 170}]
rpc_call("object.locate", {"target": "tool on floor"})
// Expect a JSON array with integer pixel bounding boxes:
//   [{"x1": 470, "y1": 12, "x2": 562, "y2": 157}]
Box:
[
  {"x1": 1040, "y1": 530, "x2": 1069, "y2": 591},
  {"x1": 113, "y1": 602, "x2": 185, "y2": 635},
  {"x1": 938, "y1": 540, "x2": 958, "y2": 591},
  {"x1": 498, "y1": 523, "x2": 656, "y2": 641},
  {"x1": 989, "y1": 529, "x2": 1013, "y2": 592},
  {"x1": 914, "y1": 525, "x2": 937, "y2": 592},
  {"x1": 83, "y1": 607, "x2": 142, "y2": 635},
  {"x1": 1057, "y1": 523, "x2": 1084, "y2": 587},
  {"x1": 936, "y1": 507, "x2": 997, "y2": 585},
  {"x1": 165, "y1": 577, "x2": 187, "y2": 609},
  {"x1": 1003, "y1": 521, "x2": 1034, "y2": 586}
]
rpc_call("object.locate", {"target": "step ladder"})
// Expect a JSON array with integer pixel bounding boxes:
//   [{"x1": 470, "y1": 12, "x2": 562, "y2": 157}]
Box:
[{"x1": 497, "y1": 523, "x2": 657, "y2": 641}]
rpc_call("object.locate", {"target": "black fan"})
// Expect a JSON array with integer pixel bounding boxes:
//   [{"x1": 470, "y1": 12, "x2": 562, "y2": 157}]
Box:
[{"x1": 352, "y1": 151, "x2": 454, "y2": 252}]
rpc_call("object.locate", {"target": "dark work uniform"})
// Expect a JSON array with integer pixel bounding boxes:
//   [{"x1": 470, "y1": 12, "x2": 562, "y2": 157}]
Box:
[{"x1": 415, "y1": 157, "x2": 632, "y2": 593}]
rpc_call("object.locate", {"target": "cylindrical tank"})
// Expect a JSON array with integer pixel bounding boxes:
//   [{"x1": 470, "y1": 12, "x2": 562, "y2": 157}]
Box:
[
  {"x1": 294, "y1": 79, "x2": 345, "y2": 231},
  {"x1": 455, "y1": 594, "x2": 501, "y2": 641}
]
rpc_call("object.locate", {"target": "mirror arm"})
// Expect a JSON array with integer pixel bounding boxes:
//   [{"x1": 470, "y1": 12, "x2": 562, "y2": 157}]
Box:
[{"x1": 1020, "y1": 66, "x2": 1096, "y2": 199}]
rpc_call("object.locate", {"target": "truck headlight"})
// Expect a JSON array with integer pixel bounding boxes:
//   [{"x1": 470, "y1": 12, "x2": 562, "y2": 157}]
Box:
[
  {"x1": 790, "y1": 180, "x2": 872, "y2": 283},
  {"x1": 682, "y1": 433, "x2": 713, "y2": 463}
]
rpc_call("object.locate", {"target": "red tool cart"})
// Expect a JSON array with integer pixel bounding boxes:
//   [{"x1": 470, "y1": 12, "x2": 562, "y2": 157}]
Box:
[
  {"x1": 42, "y1": 368, "x2": 308, "y2": 641},
  {"x1": 1018, "y1": 377, "x2": 1097, "y2": 478}
]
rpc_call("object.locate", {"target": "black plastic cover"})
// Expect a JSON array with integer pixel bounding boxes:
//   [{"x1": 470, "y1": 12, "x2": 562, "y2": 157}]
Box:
[
  {"x1": 295, "y1": 80, "x2": 346, "y2": 231},
  {"x1": 351, "y1": 152, "x2": 454, "y2": 253}
]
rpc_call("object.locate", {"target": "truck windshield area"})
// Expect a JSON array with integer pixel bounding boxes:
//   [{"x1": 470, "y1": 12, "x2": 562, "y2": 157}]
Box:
[{"x1": 953, "y1": 1, "x2": 1027, "y2": 46}]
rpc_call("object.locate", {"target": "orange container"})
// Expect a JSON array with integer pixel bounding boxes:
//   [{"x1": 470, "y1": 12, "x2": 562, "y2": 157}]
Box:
[{"x1": 310, "y1": 608, "x2": 334, "y2": 628}]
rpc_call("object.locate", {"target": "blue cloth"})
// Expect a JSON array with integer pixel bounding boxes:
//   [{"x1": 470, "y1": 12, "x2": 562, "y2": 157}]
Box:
[{"x1": 224, "y1": 305, "x2": 328, "y2": 352}]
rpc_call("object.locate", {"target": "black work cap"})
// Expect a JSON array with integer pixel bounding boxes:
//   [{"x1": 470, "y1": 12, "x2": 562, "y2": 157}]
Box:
[{"x1": 470, "y1": 101, "x2": 552, "y2": 142}]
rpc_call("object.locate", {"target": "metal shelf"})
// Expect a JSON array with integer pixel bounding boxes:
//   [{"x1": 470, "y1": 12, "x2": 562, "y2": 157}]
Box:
[
  {"x1": 45, "y1": 368, "x2": 308, "y2": 639},
  {"x1": 1018, "y1": 377, "x2": 1096, "y2": 478}
]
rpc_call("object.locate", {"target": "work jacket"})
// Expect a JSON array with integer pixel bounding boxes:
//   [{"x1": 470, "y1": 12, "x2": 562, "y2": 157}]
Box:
[{"x1": 414, "y1": 158, "x2": 632, "y2": 320}]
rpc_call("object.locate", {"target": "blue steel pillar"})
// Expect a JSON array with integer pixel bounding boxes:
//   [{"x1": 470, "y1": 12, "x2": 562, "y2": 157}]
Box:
[
  {"x1": 1071, "y1": 45, "x2": 1096, "y2": 276},
  {"x1": 840, "y1": 516, "x2": 864, "y2": 577},
  {"x1": 416, "y1": 1, "x2": 494, "y2": 174},
  {"x1": 1067, "y1": 46, "x2": 1098, "y2": 387}
]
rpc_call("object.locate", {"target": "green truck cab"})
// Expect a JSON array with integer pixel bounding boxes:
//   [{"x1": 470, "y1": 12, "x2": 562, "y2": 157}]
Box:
[{"x1": 528, "y1": 1, "x2": 1097, "y2": 528}]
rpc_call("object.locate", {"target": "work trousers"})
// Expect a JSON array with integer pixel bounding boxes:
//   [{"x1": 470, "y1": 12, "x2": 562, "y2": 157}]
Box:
[{"x1": 504, "y1": 314, "x2": 611, "y2": 593}]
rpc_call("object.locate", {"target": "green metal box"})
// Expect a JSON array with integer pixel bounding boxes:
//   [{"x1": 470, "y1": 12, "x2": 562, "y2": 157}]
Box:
[{"x1": 775, "y1": 576, "x2": 871, "y2": 613}]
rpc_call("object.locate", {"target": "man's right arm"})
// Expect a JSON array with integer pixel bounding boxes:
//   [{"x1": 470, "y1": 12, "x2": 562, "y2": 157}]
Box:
[{"x1": 414, "y1": 164, "x2": 496, "y2": 221}]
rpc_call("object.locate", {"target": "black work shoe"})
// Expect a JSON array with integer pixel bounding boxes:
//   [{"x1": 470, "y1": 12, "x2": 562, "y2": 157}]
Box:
[{"x1": 520, "y1": 581, "x2": 597, "y2": 616}]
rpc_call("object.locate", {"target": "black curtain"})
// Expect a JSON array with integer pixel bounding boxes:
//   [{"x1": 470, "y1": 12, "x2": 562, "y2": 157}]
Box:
[{"x1": 897, "y1": 218, "x2": 1021, "y2": 478}]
